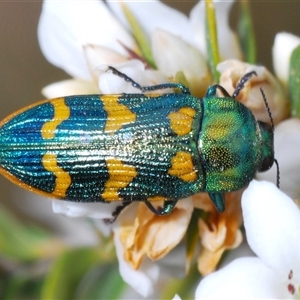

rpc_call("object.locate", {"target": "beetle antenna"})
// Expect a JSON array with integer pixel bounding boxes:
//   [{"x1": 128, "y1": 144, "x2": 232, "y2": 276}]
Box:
[
  {"x1": 260, "y1": 88, "x2": 279, "y2": 188},
  {"x1": 274, "y1": 159, "x2": 280, "y2": 188},
  {"x1": 232, "y1": 71, "x2": 257, "y2": 98},
  {"x1": 107, "y1": 65, "x2": 190, "y2": 94},
  {"x1": 107, "y1": 65, "x2": 144, "y2": 91},
  {"x1": 259, "y1": 88, "x2": 274, "y2": 132}
]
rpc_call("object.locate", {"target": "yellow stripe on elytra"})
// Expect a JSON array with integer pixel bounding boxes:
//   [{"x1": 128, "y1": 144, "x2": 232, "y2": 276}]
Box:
[
  {"x1": 168, "y1": 151, "x2": 197, "y2": 182},
  {"x1": 102, "y1": 158, "x2": 137, "y2": 201},
  {"x1": 168, "y1": 107, "x2": 196, "y2": 136},
  {"x1": 41, "y1": 98, "x2": 70, "y2": 139},
  {"x1": 147, "y1": 196, "x2": 166, "y2": 202},
  {"x1": 101, "y1": 95, "x2": 136, "y2": 134},
  {"x1": 42, "y1": 153, "x2": 71, "y2": 198}
]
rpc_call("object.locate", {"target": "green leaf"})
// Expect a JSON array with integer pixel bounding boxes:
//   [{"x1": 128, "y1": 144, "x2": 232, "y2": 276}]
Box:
[
  {"x1": 160, "y1": 264, "x2": 201, "y2": 300},
  {"x1": 288, "y1": 45, "x2": 300, "y2": 117},
  {"x1": 1, "y1": 274, "x2": 43, "y2": 300},
  {"x1": 238, "y1": 0, "x2": 256, "y2": 64},
  {"x1": 122, "y1": 3, "x2": 156, "y2": 68},
  {"x1": 75, "y1": 263, "x2": 127, "y2": 300},
  {"x1": 0, "y1": 204, "x2": 63, "y2": 261},
  {"x1": 185, "y1": 209, "x2": 203, "y2": 274},
  {"x1": 205, "y1": 0, "x2": 220, "y2": 82},
  {"x1": 41, "y1": 247, "x2": 102, "y2": 299}
]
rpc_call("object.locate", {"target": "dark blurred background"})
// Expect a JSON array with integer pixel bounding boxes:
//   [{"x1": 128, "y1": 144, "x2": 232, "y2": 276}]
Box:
[{"x1": 0, "y1": 1, "x2": 300, "y2": 216}]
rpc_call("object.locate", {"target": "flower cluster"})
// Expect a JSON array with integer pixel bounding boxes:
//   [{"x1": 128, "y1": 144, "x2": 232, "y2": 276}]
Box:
[{"x1": 38, "y1": 0, "x2": 300, "y2": 298}]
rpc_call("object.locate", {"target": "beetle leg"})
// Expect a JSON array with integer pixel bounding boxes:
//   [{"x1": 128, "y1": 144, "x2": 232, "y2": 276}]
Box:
[
  {"x1": 104, "y1": 202, "x2": 132, "y2": 224},
  {"x1": 208, "y1": 193, "x2": 225, "y2": 212},
  {"x1": 145, "y1": 200, "x2": 178, "y2": 216},
  {"x1": 205, "y1": 84, "x2": 231, "y2": 98}
]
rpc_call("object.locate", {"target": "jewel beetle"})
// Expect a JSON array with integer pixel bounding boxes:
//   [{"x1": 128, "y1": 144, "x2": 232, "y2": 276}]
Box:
[{"x1": 0, "y1": 67, "x2": 275, "y2": 215}]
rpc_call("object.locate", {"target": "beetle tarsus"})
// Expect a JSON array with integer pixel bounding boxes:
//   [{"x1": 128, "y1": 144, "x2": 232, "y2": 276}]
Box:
[
  {"x1": 104, "y1": 202, "x2": 132, "y2": 223},
  {"x1": 145, "y1": 200, "x2": 178, "y2": 216}
]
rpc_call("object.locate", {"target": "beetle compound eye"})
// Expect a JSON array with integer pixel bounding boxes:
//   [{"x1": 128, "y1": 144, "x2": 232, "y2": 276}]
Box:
[
  {"x1": 259, "y1": 155, "x2": 274, "y2": 171},
  {"x1": 258, "y1": 121, "x2": 273, "y2": 134},
  {"x1": 257, "y1": 121, "x2": 274, "y2": 172}
]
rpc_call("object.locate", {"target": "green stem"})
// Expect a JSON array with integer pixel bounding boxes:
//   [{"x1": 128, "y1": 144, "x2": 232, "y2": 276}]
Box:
[
  {"x1": 205, "y1": 0, "x2": 220, "y2": 82},
  {"x1": 288, "y1": 45, "x2": 300, "y2": 117},
  {"x1": 238, "y1": 0, "x2": 256, "y2": 64},
  {"x1": 122, "y1": 3, "x2": 156, "y2": 68}
]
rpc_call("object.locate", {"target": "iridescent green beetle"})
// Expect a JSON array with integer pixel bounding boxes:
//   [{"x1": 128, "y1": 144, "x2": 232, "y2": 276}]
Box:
[{"x1": 0, "y1": 68, "x2": 275, "y2": 216}]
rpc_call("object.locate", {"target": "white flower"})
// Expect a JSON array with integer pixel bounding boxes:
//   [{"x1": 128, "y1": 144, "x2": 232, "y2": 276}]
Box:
[
  {"x1": 107, "y1": 0, "x2": 195, "y2": 47},
  {"x1": 38, "y1": 0, "x2": 239, "y2": 99},
  {"x1": 195, "y1": 180, "x2": 300, "y2": 299},
  {"x1": 273, "y1": 32, "x2": 300, "y2": 87},
  {"x1": 42, "y1": 79, "x2": 100, "y2": 99},
  {"x1": 193, "y1": 191, "x2": 243, "y2": 276},
  {"x1": 112, "y1": 200, "x2": 193, "y2": 297},
  {"x1": 38, "y1": 0, "x2": 137, "y2": 80},
  {"x1": 151, "y1": 29, "x2": 210, "y2": 96},
  {"x1": 52, "y1": 200, "x2": 120, "y2": 219}
]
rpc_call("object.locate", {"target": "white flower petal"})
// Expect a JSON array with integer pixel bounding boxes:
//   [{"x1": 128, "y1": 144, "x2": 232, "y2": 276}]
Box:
[
  {"x1": 116, "y1": 248, "x2": 160, "y2": 298},
  {"x1": 195, "y1": 257, "x2": 289, "y2": 299},
  {"x1": 98, "y1": 60, "x2": 144, "y2": 94},
  {"x1": 52, "y1": 200, "x2": 120, "y2": 219},
  {"x1": 42, "y1": 79, "x2": 99, "y2": 98},
  {"x1": 242, "y1": 180, "x2": 300, "y2": 281},
  {"x1": 217, "y1": 59, "x2": 265, "y2": 79},
  {"x1": 152, "y1": 29, "x2": 210, "y2": 96},
  {"x1": 83, "y1": 44, "x2": 128, "y2": 79},
  {"x1": 107, "y1": 1, "x2": 195, "y2": 46},
  {"x1": 98, "y1": 60, "x2": 169, "y2": 94},
  {"x1": 112, "y1": 202, "x2": 186, "y2": 297},
  {"x1": 38, "y1": 0, "x2": 136, "y2": 79},
  {"x1": 272, "y1": 32, "x2": 300, "y2": 86},
  {"x1": 172, "y1": 294, "x2": 182, "y2": 300},
  {"x1": 113, "y1": 203, "x2": 161, "y2": 297},
  {"x1": 257, "y1": 119, "x2": 300, "y2": 199},
  {"x1": 190, "y1": 0, "x2": 242, "y2": 60}
]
